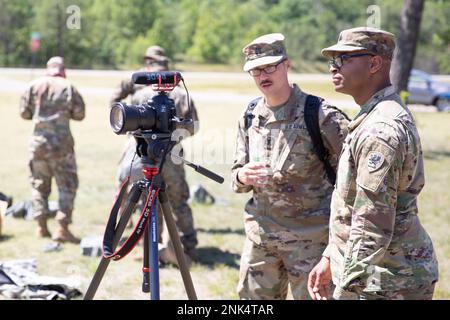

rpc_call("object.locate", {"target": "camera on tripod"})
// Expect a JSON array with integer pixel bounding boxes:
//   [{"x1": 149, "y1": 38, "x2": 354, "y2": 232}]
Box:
[
  {"x1": 85, "y1": 71, "x2": 224, "y2": 300},
  {"x1": 109, "y1": 71, "x2": 193, "y2": 161},
  {"x1": 109, "y1": 71, "x2": 191, "y2": 135}
]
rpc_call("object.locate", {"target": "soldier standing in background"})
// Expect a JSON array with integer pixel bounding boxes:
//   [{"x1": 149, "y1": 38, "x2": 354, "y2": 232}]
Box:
[
  {"x1": 111, "y1": 46, "x2": 199, "y2": 266},
  {"x1": 308, "y1": 27, "x2": 439, "y2": 300},
  {"x1": 20, "y1": 56, "x2": 85, "y2": 244},
  {"x1": 231, "y1": 33, "x2": 349, "y2": 299}
]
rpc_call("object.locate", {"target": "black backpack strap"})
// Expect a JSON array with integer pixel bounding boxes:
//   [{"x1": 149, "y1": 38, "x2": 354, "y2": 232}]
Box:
[
  {"x1": 244, "y1": 97, "x2": 261, "y2": 130},
  {"x1": 304, "y1": 95, "x2": 336, "y2": 185}
]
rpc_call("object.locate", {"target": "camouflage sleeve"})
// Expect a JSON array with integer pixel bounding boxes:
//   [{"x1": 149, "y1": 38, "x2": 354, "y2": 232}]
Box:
[
  {"x1": 189, "y1": 98, "x2": 199, "y2": 136},
  {"x1": 110, "y1": 78, "x2": 135, "y2": 104},
  {"x1": 20, "y1": 86, "x2": 33, "y2": 120},
  {"x1": 319, "y1": 103, "x2": 349, "y2": 168},
  {"x1": 173, "y1": 88, "x2": 199, "y2": 137},
  {"x1": 70, "y1": 86, "x2": 86, "y2": 121},
  {"x1": 322, "y1": 244, "x2": 331, "y2": 258},
  {"x1": 337, "y1": 122, "x2": 401, "y2": 294},
  {"x1": 231, "y1": 112, "x2": 253, "y2": 193}
]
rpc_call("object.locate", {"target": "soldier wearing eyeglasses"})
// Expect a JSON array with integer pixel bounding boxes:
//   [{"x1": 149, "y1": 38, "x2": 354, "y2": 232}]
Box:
[
  {"x1": 307, "y1": 27, "x2": 439, "y2": 300},
  {"x1": 231, "y1": 33, "x2": 349, "y2": 299}
]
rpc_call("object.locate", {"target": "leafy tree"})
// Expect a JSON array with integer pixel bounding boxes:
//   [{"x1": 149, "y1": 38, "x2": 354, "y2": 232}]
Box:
[
  {"x1": 0, "y1": 0, "x2": 448, "y2": 73},
  {"x1": 0, "y1": 0, "x2": 34, "y2": 66}
]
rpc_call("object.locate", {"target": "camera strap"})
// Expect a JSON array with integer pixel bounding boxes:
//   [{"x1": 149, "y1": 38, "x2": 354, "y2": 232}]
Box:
[{"x1": 102, "y1": 178, "x2": 160, "y2": 261}]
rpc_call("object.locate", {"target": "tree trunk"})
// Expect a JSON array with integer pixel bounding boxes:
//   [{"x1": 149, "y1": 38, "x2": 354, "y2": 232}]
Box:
[
  {"x1": 56, "y1": 1, "x2": 64, "y2": 57},
  {"x1": 391, "y1": 0, "x2": 425, "y2": 92}
]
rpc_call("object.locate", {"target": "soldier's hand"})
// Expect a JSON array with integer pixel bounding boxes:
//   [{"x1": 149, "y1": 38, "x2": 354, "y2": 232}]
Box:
[
  {"x1": 308, "y1": 256, "x2": 332, "y2": 300},
  {"x1": 237, "y1": 162, "x2": 272, "y2": 188}
]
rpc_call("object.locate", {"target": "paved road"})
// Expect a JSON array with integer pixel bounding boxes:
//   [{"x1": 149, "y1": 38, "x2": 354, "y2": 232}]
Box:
[
  {"x1": 1, "y1": 68, "x2": 446, "y2": 112},
  {"x1": 2, "y1": 67, "x2": 449, "y2": 81}
]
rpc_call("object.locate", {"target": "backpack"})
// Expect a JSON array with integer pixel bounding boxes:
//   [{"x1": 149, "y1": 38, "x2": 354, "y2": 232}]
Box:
[{"x1": 244, "y1": 95, "x2": 348, "y2": 185}]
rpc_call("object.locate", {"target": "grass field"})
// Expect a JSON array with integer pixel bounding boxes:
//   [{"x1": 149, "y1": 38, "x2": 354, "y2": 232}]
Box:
[{"x1": 0, "y1": 70, "x2": 449, "y2": 300}]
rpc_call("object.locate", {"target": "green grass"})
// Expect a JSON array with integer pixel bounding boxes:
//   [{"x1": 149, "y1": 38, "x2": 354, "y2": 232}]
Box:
[{"x1": 0, "y1": 71, "x2": 449, "y2": 300}]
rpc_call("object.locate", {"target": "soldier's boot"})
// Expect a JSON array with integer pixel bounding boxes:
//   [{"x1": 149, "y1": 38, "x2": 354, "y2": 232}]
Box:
[
  {"x1": 36, "y1": 216, "x2": 51, "y2": 238},
  {"x1": 158, "y1": 242, "x2": 192, "y2": 269},
  {"x1": 52, "y1": 221, "x2": 81, "y2": 244}
]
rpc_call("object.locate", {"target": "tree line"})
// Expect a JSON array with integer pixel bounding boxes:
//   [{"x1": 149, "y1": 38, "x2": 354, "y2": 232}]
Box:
[{"x1": 0, "y1": 0, "x2": 449, "y2": 73}]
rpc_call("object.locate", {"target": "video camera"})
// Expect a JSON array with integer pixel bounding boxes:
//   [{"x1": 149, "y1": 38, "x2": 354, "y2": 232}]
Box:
[
  {"x1": 109, "y1": 71, "x2": 193, "y2": 161},
  {"x1": 109, "y1": 71, "x2": 191, "y2": 135}
]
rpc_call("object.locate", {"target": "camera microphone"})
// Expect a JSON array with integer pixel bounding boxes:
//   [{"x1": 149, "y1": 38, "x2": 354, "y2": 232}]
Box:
[{"x1": 132, "y1": 71, "x2": 183, "y2": 86}]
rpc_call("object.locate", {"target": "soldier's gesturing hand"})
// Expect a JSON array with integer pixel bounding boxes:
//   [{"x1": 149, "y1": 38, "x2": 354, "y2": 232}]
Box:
[
  {"x1": 308, "y1": 256, "x2": 332, "y2": 300},
  {"x1": 237, "y1": 162, "x2": 272, "y2": 188}
]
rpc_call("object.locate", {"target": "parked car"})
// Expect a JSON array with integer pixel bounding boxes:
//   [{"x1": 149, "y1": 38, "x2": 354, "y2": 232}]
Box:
[{"x1": 407, "y1": 69, "x2": 450, "y2": 111}]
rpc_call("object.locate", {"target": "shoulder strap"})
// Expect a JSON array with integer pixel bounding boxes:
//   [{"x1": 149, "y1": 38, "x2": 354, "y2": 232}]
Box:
[
  {"x1": 304, "y1": 95, "x2": 336, "y2": 185},
  {"x1": 244, "y1": 97, "x2": 261, "y2": 130}
]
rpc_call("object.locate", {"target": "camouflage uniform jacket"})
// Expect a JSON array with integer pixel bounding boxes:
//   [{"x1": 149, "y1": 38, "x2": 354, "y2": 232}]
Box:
[
  {"x1": 110, "y1": 69, "x2": 147, "y2": 104},
  {"x1": 20, "y1": 76, "x2": 85, "y2": 156},
  {"x1": 231, "y1": 84, "x2": 349, "y2": 246},
  {"x1": 325, "y1": 85, "x2": 439, "y2": 298}
]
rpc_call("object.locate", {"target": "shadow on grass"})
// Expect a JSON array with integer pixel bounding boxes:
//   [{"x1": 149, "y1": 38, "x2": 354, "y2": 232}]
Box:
[
  {"x1": 0, "y1": 234, "x2": 14, "y2": 242},
  {"x1": 197, "y1": 227, "x2": 245, "y2": 235},
  {"x1": 424, "y1": 150, "x2": 450, "y2": 160},
  {"x1": 196, "y1": 247, "x2": 240, "y2": 269}
]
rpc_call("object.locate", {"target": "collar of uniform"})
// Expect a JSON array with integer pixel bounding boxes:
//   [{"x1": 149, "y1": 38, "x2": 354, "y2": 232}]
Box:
[
  {"x1": 255, "y1": 84, "x2": 304, "y2": 124},
  {"x1": 348, "y1": 85, "x2": 396, "y2": 132},
  {"x1": 357, "y1": 85, "x2": 396, "y2": 117}
]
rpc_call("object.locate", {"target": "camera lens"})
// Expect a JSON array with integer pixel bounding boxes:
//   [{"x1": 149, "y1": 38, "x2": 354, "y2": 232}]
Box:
[
  {"x1": 110, "y1": 102, "x2": 156, "y2": 134},
  {"x1": 110, "y1": 105, "x2": 125, "y2": 133}
]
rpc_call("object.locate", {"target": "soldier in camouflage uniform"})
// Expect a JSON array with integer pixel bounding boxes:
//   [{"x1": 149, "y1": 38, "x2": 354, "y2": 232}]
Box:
[
  {"x1": 307, "y1": 27, "x2": 439, "y2": 300},
  {"x1": 231, "y1": 33, "x2": 349, "y2": 299},
  {"x1": 111, "y1": 46, "x2": 199, "y2": 265},
  {"x1": 20, "y1": 56, "x2": 85, "y2": 244}
]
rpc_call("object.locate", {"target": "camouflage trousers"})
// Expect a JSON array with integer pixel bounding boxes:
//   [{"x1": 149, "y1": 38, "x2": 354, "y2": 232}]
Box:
[
  {"x1": 347, "y1": 283, "x2": 436, "y2": 300},
  {"x1": 117, "y1": 143, "x2": 197, "y2": 251},
  {"x1": 237, "y1": 236, "x2": 328, "y2": 300},
  {"x1": 29, "y1": 152, "x2": 78, "y2": 224}
]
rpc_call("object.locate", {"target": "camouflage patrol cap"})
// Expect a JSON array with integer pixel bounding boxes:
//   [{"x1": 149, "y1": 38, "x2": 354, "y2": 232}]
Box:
[
  {"x1": 47, "y1": 56, "x2": 65, "y2": 68},
  {"x1": 242, "y1": 33, "x2": 287, "y2": 72},
  {"x1": 46, "y1": 56, "x2": 65, "y2": 76},
  {"x1": 144, "y1": 45, "x2": 170, "y2": 62},
  {"x1": 321, "y1": 27, "x2": 396, "y2": 59}
]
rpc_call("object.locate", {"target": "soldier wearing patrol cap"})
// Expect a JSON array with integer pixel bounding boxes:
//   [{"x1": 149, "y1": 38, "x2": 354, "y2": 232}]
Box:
[
  {"x1": 110, "y1": 45, "x2": 199, "y2": 266},
  {"x1": 20, "y1": 56, "x2": 85, "y2": 243},
  {"x1": 308, "y1": 27, "x2": 439, "y2": 300},
  {"x1": 110, "y1": 45, "x2": 171, "y2": 103},
  {"x1": 232, "y1": 33, "x2": 349, "y2": 299}
]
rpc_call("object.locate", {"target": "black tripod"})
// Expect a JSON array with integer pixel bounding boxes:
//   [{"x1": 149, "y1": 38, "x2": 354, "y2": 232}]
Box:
[{"x1": 84, "y1": 133, "x2": 223, "y2": 300}]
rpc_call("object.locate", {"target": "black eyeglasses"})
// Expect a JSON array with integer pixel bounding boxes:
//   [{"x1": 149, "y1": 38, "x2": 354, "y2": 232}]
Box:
[
  {"x1": 149, "y1": 61, "x2": 168, "y2": 68},
  {"x1": 329, "y1": 53, "x2": 375, "y2": 69},
  {"x1": 248, "y1": 59, "x2": 286, "y2": 77}
]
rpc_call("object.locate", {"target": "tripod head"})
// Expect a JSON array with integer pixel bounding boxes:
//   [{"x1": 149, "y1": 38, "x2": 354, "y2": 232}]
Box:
[{"x1": 134, "y1": 131, "x2": 172, "y2": 167}]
